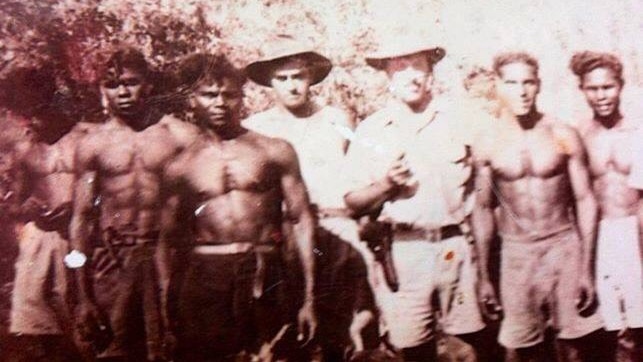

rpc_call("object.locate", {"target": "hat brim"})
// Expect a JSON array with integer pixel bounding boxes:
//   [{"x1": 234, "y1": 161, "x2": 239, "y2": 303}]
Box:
[
  {"x1": 366, "y1": 47, "x2": 446, "y2": 70},
  {"x1": 246, "y1": 51, "x2": 332, "y2": 87}
]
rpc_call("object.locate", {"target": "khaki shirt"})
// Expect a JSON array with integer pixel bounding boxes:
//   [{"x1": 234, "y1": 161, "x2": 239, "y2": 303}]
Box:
[
  {"x1": 244, "y1": 105, "x2": 353, "y2": 209},
  {"x1": 345, "y1": 98, "x2": 485, "y2": 229}
]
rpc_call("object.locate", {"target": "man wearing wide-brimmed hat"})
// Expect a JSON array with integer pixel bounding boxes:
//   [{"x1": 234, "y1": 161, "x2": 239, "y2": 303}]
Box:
[
  {"x1": 344, "y1": 32, "x2": 486, "y2": 361},
  {"x1": 244, "y1": 35, "x2": 378, "y2": 359}
]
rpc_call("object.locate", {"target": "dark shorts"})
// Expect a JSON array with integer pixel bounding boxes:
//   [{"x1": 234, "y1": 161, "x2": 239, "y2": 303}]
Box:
[
  {"x1": 175, "y1": 249, "x2": 288, "y2": 360},
  {"x1": 91, "y1": 243, "x2": 162, "y2": 359},
  {"x1": 5, "y1": 334, "x2": 83, "y2": 362},
  {"x1": 314, "y1": 227, "x2": 376, "y2": 353}
]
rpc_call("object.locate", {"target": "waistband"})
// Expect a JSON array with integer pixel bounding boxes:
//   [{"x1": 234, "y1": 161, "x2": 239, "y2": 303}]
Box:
[
  {"x1": 98, "y1": 228, "x2": 159, "y2": 247},
  {"x1": 599, "y1": 214, "x2": 638, "y2": 225},
  {"x1": 392, "y1": 223, "x2": 463, "y2": 242},
  {"x1": 500, "y1": 223, "x2": 575, "y2": 244},
  {"x1": 192, "y1": 242, "x2": 278, "y2": 299},
  {"x1": 193, "y1": 242, "x2": 276, "y2": 255}
]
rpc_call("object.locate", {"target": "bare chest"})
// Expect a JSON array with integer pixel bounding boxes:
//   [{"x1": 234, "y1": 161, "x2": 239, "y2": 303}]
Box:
[
  {"x1": 489, "y1": 129, "x2": 568, "y2": 180},
  {"x1": 184, "y1": 142, "x2": 278, "y2": 198},
  {"x1": 95, "y1": 128, "x2": 178, "y2": 175},
  {"x1": 586, "y1": 130, "x2": 634, "y2": 176}
]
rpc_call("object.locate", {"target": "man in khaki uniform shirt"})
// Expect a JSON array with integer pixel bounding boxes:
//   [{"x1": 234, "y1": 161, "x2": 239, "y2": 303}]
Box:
[{"x1": 344, "y1": 33, "x2": 485, "y2": 361}]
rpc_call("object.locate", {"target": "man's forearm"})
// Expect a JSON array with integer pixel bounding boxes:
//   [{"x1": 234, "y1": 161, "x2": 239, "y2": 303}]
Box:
[
  {"x1": 156, "y1": 237, "x2": 172, "y2": 314},
  {"x1": 472, "y1": 207, "x2": 495, "y2": 281},
  {"x1": 157, "y1": 196, "x2": 178, "y2": 317},
  {"x1": 345, "y1": 179, "x2": 397, "y2": 217},
  {"x1": 575, "y1": 194, "x2": 598, "y2": 278},
  {"x1": 69, "y1": 215, "x2": 95, "y2": 303},
  {"x1": 293, "y1": 212, "x2": 316, "y2": 301}
]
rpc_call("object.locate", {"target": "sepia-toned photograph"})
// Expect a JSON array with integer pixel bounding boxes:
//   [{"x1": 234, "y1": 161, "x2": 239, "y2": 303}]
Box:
[{"x1": 0, "y1": 1, "x2": 641, "y2": 361}]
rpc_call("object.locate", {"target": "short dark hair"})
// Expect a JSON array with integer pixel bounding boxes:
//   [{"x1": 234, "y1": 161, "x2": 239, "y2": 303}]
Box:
[
  {"x1": 570, "y1": 51, "x2": 623, "y2": 84},
  {"x1": 493, "y1": 52, "x2": 539, "y2": 77},
  {"x1": 177, "y1": 53, "x2": 246, "y2": 91},
  {"x1": 100, "y1": 47, "x2": 150, "y2": 81}
]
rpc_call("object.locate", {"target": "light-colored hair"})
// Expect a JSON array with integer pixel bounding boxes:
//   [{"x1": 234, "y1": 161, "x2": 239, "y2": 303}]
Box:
[{"x1": 492, "y1": 52, "x2": 539, "y2": 77}]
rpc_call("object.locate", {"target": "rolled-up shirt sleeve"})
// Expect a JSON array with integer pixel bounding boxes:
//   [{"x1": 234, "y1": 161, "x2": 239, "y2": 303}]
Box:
[{"x1": 342, "y1": 118, "x2": 388, "y2": 196}]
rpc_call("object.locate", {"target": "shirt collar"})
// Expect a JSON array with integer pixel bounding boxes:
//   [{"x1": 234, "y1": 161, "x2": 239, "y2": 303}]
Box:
[{"x1": 383, "y1": 97, "x2": 441, "y2": 133}]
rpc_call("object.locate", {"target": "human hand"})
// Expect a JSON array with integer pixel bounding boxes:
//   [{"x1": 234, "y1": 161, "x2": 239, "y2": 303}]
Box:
[
  {"x1": 477, "y1": 278, "x2": 502, "y2": 321},
  {"x1": 76, "y1": 301, "x2": 112, "y2": 352},
  {"x1": 162, "y1": 330, "x2": 177, "y2": 361},
  {"x1": 575, "y1": 275, "x2": 598, "y2": 317},
  {"x1": 384, "y1": 154, "x2": 418, "y2": 198},
  {"x1": 385, "y1": 154, "x2": 414, "y2": 188},
  {"x1": 297, "y1": 301, "x2": 317, "y2": 345},
  {"x1": 349, "y1": 310, "x2": 375, "y2": 352},
  {"x1": 22, "y1": 195, "x2": 49, "y2": 218}
]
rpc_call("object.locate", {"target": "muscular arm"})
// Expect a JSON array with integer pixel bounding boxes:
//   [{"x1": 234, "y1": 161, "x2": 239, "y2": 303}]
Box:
[
  {"x1": 9, "y1": 141, "x2": 52, "y2": 218},
  {"x1": 344, "y1": 178, "x2": 399, "y2": 217},
  {"x1": 157, "y1": 192, "x2": 180, "y2": 331},
  {"x1": 69, "y1": 139, "x2": 98, "y2": 304},
  {"x1": 561, "y1": 127, "x2": 598, "y2": 278},
  {"x1": 157, "y1": 157, "x2": 190, "y2": 332},
  {"x1": 471, "y1": 158, "x2": 497, "y2": 283},
  {"x1": 276, "y1": 141, "x2": 316, "y2": 303}
]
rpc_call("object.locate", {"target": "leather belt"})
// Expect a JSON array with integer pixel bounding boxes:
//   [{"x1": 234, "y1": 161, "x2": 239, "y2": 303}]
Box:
[
  {"x1": 392, "y1": 223, "x2": 463, "y2": 242},
  {"x1": 101, "y1": 228, "x2": 159, "y2": 247}
]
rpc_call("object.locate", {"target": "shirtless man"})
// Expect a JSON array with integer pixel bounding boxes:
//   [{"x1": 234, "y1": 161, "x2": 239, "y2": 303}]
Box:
[
  {"x1": 70, "y1": 48, "x2": 197, "y2": 361},
  {"x1": 571, "y1": 51, "x2": 643, "y2": 358},
  {"x1": 472, "y1": 52, "x2": 605, "y2": 361},
  {"x1": 244, "y1": 34, "x2": 375, "y2": 359},
  {"x1": 3, "y1": 67, "x2": 92, "y2": 361},
  {"x1": 158, "y1": 54, "x2": 316, "y2": 361}
]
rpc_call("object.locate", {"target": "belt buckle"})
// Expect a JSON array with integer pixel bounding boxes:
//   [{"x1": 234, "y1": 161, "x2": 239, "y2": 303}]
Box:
[
  {"x1": 111, "y1": 235, "x2": 137, "y2": 247},
  {"x1": 395, "y1": 223, "x2": 413, "y2": 232},
  {"x1": 425, "y1": 228, "x2": 442, "y2": 242}
]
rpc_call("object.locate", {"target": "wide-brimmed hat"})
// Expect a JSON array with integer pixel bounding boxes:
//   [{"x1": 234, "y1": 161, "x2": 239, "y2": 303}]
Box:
[
  {"x1": 366, "y1": 33, "x2": 446, "y2": 70},
  {"x1": 246, "y1": 34, "x2": 332, "y2": 87}
]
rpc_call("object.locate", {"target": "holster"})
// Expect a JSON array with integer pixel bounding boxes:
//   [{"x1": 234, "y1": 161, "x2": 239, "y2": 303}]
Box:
[{"x1": 359, "y1": 220, "x2": 399, "y2": 292}]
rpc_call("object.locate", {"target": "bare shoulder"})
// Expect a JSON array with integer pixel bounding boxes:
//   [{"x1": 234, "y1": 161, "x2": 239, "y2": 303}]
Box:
[
  {"x1": 550, "y1": 122, "x2": 584, "y2": 155},
  {"x1": 164, "y1": 141, "x2": 199, "y2": 183},
  {"x1": 56, "y1": 122, "x2": 96, "y2": 149},
  {"x1": 159, "y1": 114, "x2": 199, "y2": 145},
  {"x1": 247, "y1": 130, "x2": 297, "y2": 165},
  {"x1": 72, "y1": 121, "x2": 99, "y2": 134},
  {"x1": 12, "y1": 136, "x2": 35, "y2": 162},
  {"x1": 77, "y1": 122, "x2": 109, "y2": 151},
  {"x1": 574, "y1": 118, "x2": 597, "y2": 139},
  {"x1": 246, "y1": 130, "x2": 291, "y2": 151}
]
